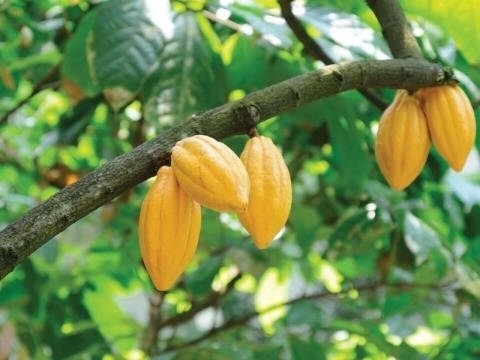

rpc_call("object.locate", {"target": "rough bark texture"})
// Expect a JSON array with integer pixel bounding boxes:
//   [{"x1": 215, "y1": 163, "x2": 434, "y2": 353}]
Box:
[
  {"x1": 366, "y1": 0, "x2": 423, "y2": 59},
  {"x1": 0, "y1": 59, "x2": 447, "y2": 280}
]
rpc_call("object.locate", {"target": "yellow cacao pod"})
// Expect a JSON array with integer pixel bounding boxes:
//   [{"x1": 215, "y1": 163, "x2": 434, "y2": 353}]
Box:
[
  {"x1": 375, "y1": 90, "x2": 431, "y2": 190},
  {"x1": 171, "y1": 135, "x2": 250, "y2": 212},
  {"x1": 237, "y1": 136, "x2": 292, "y2": 249},
  {"x1": 138, "y1": 166, "x2": 201, "y2": 291},
  {"x1": 416, "y1": 84, "x2": 476, "y2": 171}
]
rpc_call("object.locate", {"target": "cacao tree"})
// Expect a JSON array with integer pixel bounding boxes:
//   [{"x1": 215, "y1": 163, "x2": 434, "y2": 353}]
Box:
[{"x1": 1, "y1": 0, "x2": 480, "y2": 358}]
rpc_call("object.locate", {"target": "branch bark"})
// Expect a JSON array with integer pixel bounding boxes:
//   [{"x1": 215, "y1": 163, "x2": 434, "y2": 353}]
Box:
[
  {"x1": 366, "y1": 0, "x2": 423, "y2": 59},
  {"x1": 0, "y1": 58, "x2": 447, "y2": 280}
]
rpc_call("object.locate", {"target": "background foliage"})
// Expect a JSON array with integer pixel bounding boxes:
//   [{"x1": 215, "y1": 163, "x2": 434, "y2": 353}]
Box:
[{"x1": 1, "y1": 0, "x2": 480, "y2": 359}]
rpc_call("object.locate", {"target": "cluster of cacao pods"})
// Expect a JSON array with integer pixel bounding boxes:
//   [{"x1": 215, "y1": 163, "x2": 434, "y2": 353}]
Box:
[
  {"x1": 138, "y1": 134, "x2": 292, "y2": 290},
  {"x1": 375, "y1": 84, "x2": 476, "y2": 190}
]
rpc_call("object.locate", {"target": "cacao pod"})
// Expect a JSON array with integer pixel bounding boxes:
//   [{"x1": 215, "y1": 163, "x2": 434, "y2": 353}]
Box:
[
  {"x1": 375, "y1": 90, "x2": 431, "y2": 190},
  {"x1": 237, "y1": 136, "x2": 292, "y2": 249},
  {"x1": 138, "y1": 166, "x2": 201, "y2": 291},
  {"x1": 171, "y1": 135, "x2": 250, "y2": 212},
  {"x1": 416, "y1": 84, "x2": 476, "y2": 171}
]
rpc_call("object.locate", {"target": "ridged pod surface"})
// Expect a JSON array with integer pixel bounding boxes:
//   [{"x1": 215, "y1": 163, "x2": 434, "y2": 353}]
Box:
[
  {"x1": 375, "y1": 90, "x2": 431, "y2": 190},
  {"x1": 238, "y1": 136, "x2": 292, "y2": 249},
  {"x1": 171, "y1": 135, "x2": 250, "y2": 212},
  {"x1": 138, "y1": 166, "x2": 201, "y2": 291},
  {"x1": 416, "y1": 85, "x2": 476, "y2": 171}
]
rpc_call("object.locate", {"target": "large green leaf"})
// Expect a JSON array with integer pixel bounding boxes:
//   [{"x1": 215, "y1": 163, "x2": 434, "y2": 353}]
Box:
[
  {"x1": 289, "y1": 335, "x2": 326, "y2": 360},
  {"x1": 444, "y1": 171, "x2": 480, "y2": 209},
  {"x1": 299, "y1": 5, "x2": 390, "y2": 61},
  {"x1": 403, "y1": 0, "x2": 480, "y2": 64},
  {"x1": 62, "y1": 9, "x2": 100, "y2": 96},
  {"x1": 227, "y1": 35, "x2": 272, "y2": 92},
  {"x1": 403, "y1": 212, "x2": 439, "y2": 265},
  {"x1": 230, "y1": 2, "x2": 293, "y2": 48},
  {"x1": 327, "y1": 110, "x2": 372, "y2": 195},
  {"x1": 143, "y1": 12, "x2": 226, "y2": 128},
  {"x1": 88, "y1": 0, "x2": 169, "y2": 106}
]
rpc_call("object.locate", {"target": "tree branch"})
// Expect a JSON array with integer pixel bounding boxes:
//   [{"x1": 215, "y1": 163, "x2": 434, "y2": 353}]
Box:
[
  {"x1": 366, "y1": 0, "x2": 423, "y2": 59},
  {"x1": 278, "y1": 0, "x2": 388, "y2": 110},
  {"x1": 0, "y1": 58, "x2": 447, "y2": 280},
  {"x1": 140, "y1": 290, "x2": 164, "y2": 354}
]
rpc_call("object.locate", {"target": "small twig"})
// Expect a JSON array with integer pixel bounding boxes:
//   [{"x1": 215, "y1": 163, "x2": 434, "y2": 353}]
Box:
[
  {"x1": 160, "y1": 272, "x2": 242, "y2": 328},
  {"x1": 140, "y1": 290, "x2": 164, "y2": 354},
  {"x1": 202, "y1": 9, "x2": 250, "y2": 34},
  {"x1": 161, "y1": 280, "x2": 453, "y2": 354},
  {"x1": 0, "y1": 64, "x2": 61, "y2": 126},
  {"x1": 278, "y1": 0, "x2": 333, "y2": 64}
]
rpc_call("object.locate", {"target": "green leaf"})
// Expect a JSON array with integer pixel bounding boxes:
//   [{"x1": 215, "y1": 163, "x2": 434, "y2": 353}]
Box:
[
  {"x1": 40, "y1": 97, "x2": 101, "y2": 148},
  {"x1": 403, "y1": 212, "x2": 443, "y2": 265},
  {"x1": 454, "y1": 262, "x2": 480, "y2": 298},
  {"x1": 230, "y1": 3, "x2": 293, "y2": 48},
  {"x1": 83, "y1": 275, "x2": 143, "y2": 352},
  {"x1": 286, "y1": 302, "x2": 323, "y2": 328},
  {"x1": 7, "y1": 50, "x2": 62, "y2": 72},
  {"x1": 173, "y1": 343, "x2": 254, "y2": 360},
  {"x1": 403, "y1": 0, "x2": 480, "y2": 64},
  {"x1": 227, "y1": 35, "x2": 271, "y2": 92},
  {"x1": 89, "y1": 0, "x2": 168, "y2": 101},
  {"x1": 328, "y1": 207, "x2": 370, "y2": 249},
  {"x1": 0, "y1": 274, "x2": 27, "y2": 306},
  {"x1": 255, "y1": 267, "x2": 289, "y2": 334},
  {"x1": 289, "y1": 335, "x2": 326, "y2": 360},
  {"x1": 184, "y1": 256, "x2": 223, "y2": 297},
  {"x1": 143, "y1": 12, "x2": 226, "y2": 128},
  {"x1": 428, "y1": 310, "x2": 454, "y2": 328},
  {"x1": 327, "y1": 110, "x2": 372, "y2": 195},
  {"x1": 444, "y1": 171, "x2": 480, "y2": 209},
  {"x1": 289, "y1": 202, "x2": 323, "y2": 253},
  {"x1": 383, "y1": 292, "x2": 414, "y2": 317},
  {"x1": 299, "y1": 5, "x2": 390, "y2": 61},
  {"x1": 62, "y1": 9, "x2": 100, "y2": 96}
]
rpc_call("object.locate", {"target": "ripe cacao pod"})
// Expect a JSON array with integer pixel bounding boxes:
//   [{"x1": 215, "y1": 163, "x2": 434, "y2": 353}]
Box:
[
  {"x1": 375, "y1": 90, "x2": 431, "y2": 190},
  {"x1": 416, "y1": 84, "x2": 476, "y2": 171},
  {"x1": 237, "y1": 136, "x2": 292, "y2": 249},
  {"x1": 138, "y1": 166, "x2": 201, "y2": 291},
  {"x1": 171, "y1": 135, "x2": 250, "y2": 212}
]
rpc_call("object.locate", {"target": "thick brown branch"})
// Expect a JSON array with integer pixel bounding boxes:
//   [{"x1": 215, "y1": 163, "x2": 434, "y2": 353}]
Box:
[{"x1": 0, "y1": 58, "x2": 446, "y2": 280}]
